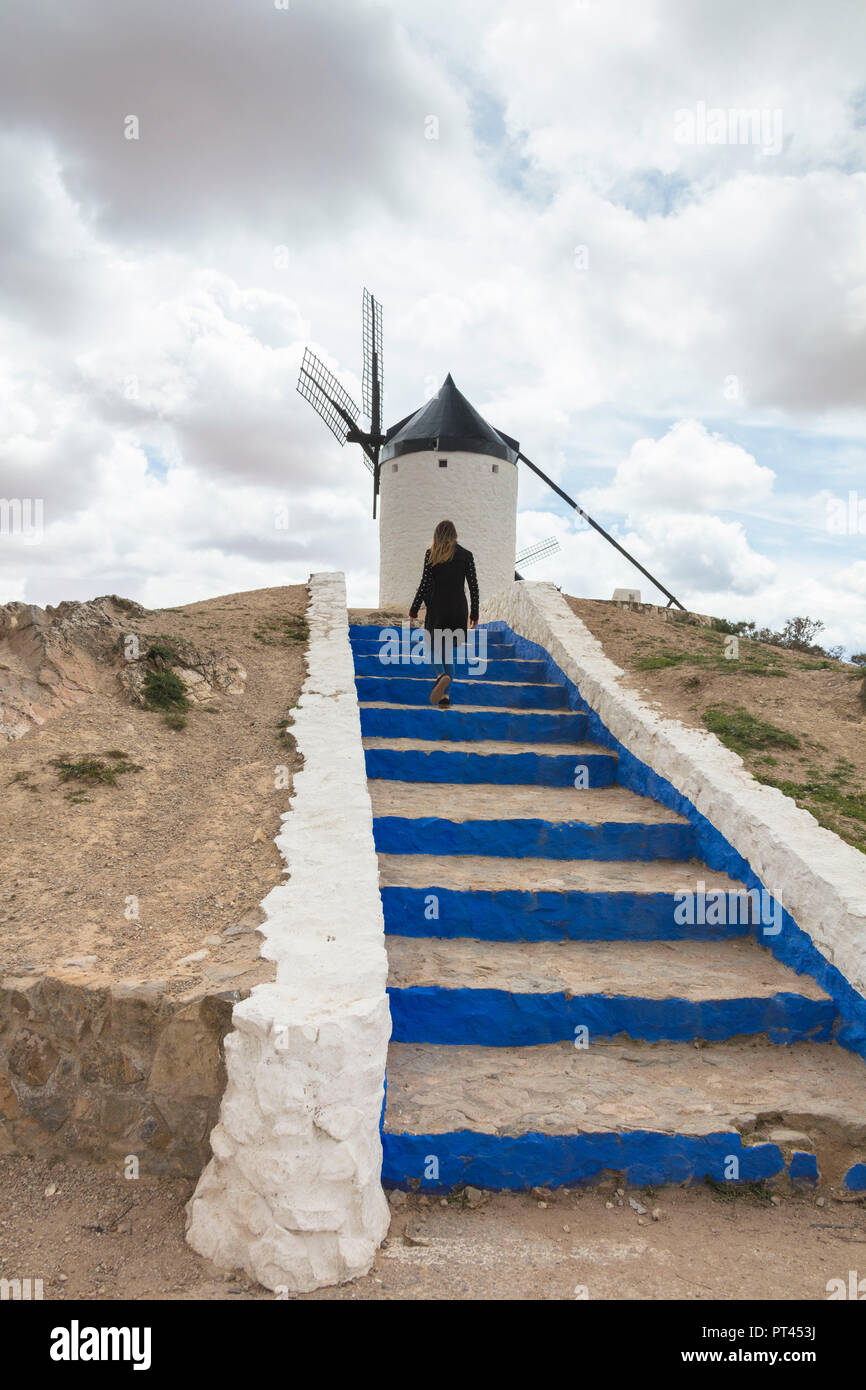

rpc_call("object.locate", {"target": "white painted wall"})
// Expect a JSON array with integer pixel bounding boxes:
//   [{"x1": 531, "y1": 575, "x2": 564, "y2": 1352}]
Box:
[
  {"x1": 186, "y1": 572, "x2": 390, "y2": 1294},
  {"x1": 378, "y1": 448, "x2": 518, "y2": 612},
  {"x1": 483, "y1": 581, "x2": 866, "y2": 1002}
]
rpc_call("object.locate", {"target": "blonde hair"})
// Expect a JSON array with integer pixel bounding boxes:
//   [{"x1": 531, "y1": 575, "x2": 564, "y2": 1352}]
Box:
[{"x1": 429, "y1": 519, "x2": 457, "y2": 567}]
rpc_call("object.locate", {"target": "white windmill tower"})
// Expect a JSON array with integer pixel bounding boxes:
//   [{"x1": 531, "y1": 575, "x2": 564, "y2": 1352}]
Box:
[
  {"x1": 297, "y1": 290, "x2": 686, "y2": 611},
  {"x1": 376, "y1": 373, "x2": 520, "y2": 609}
]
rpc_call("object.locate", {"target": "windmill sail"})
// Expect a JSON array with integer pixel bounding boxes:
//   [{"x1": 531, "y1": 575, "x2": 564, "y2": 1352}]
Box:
[
  {"x1": 297, "y1": 348, "x2": 361, "y2": 446},
  {"x1": 515, "y1": 535, "x2": 561, "y2": 580},
  {"x1": 297, "y1": 293, "x2": 384, "y2": 512},
  {"x1": 362, "y1": 288, "x2": 383, "y2": 435},
  {"x1": 516, "y1": 536, "x2": 561, "y2": 568}
]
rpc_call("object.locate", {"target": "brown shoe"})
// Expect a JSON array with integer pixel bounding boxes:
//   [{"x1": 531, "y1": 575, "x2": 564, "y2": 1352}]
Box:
[
  {"x1": 438, "y1": 696, "x2": 450, "y2": 709},
  {"x1": 430, "y1": 673, "x2": 451, "y2": 705}
]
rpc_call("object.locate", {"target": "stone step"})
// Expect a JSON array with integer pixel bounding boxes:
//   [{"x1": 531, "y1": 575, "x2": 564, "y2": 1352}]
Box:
[
  {"x1": 348, "y1": 625, "x2": 514, "y2": 658},
  {"x1": 362, "y1": 736, "x2": 617, "y2": 786},
  {"x1": 382, "y1": 1037, "x2": 866, "y2": 1189},
  {"x1": 353, "y1": 655, "x2": 547, "y2": 682},
  {"x1": 377, "y1": 853, "x2": 758, "y2": 940},
  {"x1": 350, "y1": 639, "x2": 517, "y2": 661},
  {"x1": 370, "y1": 780, "x2": 697, "y2": 861},
  {"x1": 355, "y1": 675, "x2": 567, "y2": 709},
  {"x1": 385, "y1": 935, "x2": 835, "y2": 1045},
  {"x1": 359, "y1": 702, "x2": 589, "y2": 745}
]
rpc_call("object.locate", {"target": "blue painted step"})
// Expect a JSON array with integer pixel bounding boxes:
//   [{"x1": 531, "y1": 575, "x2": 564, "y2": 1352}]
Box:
[
  {"x1": 387, "y1": 987, "x2": 836, "y2": 1046},
  {"x1": 351, "y1": 639, "x2": 517, "y2": 660},
  {"x1": 382, "y1": 1128, "x2": 786, "y2": 1191},
  {"x1": 360, "y1": 704, "x2": 588, "y2": 743},
  {"x1": 353, "y1": 655, "x2": 547, "y2": 682},
  {"x1": 379, "y1": 885, "x2": 750, "y2": 940},
  {"x1": 369, "y1": 612, "x2": 866, "y2": 1193},
  {"x1": 349, "y1": 622, "x2": 505, "y2": 642},
  {"x1": 373, "y1": 814, "x2": 697, "y2": 861},
  {"x1": 356, "y1": 675, "x2": 566, "y2": 709},
  {"x1": 363, "y1": 745, "x2": 617, "y2": 786},
  {"x1": 381, "y1": 1037, "x2": 866, "y2": 1191}
]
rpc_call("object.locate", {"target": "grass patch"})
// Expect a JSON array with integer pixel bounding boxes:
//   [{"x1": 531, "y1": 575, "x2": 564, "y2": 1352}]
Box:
[
  {"x1": 756, "y1": 759, "x2": 866, "y2": 853},
  {"x1": 163, "y1": 711, "x2": 188, "y2": 731},
  {"x1": 736, "y1": 663, "x2": 787, "y2": 678},
  {"x1": 634, "y1": 638, "x2": 786, "y2": 679},
  {"x1": 702, "y1": 704, "x2": 800, "y2": 756},
  {"x1": 705, "y1": 1178, "x2": 774, "y2": 1206},
  {"x1": 635, "y1": 650, "x2": 690, "y2": 671},
  {"x1": 51, "y1": 755, "x2": 142, "y2": 786},
  {"x1": 253, "y1": 614, "x2": 309, "y2": 646},
  {"x1": 10, "y1": 770, "x2": 38, "y2": 792},
  {"x1": 276, "y1": 712, "x2": 296, "y2": 746},
  {"x1": 142, "y1": 669, "x2": 190, "y2": 712}
]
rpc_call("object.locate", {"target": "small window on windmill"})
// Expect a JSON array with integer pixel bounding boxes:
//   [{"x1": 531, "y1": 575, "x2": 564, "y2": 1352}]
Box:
[
  {"x1": 492, "y1": 464, "x2": 499, "y2": 473},
  {"x1": 392, "y1": 463, "x2": 398, "y2": 472},
  {"x1": 438, "y1": 458, "x2": 447, "y2": 467}
]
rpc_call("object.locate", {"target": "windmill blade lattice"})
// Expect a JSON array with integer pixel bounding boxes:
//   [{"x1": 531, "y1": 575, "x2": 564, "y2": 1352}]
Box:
[
  {"x1": 297, "y1": 347, "x2": 360, "y2": 447},
  {"x1": 297, "y1": 293, "x2": 384, "y2": 513},
  {"x1": 516, "y1": 536, "x2": 561, "y2": 568},
  {"x1": 362, "y1": 288, "x2": 383, "y2": 434}
]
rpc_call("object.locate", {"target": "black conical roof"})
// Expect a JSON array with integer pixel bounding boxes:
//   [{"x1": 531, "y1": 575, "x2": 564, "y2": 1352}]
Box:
[{"x1": 381, "y1": 374, "x2": 518, "y2": 464}]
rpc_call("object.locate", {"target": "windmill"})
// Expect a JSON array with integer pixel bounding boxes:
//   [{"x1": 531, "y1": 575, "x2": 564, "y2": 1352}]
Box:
[
  {"x1": 297, "y1": 290, "x2": 685, "y2": 611},
  {"x1": 514, "y1": 536, "x2": 561, "y2": 581},
  {"x1": 297, "y1": 288, "x2": 386, "y2": 516}
]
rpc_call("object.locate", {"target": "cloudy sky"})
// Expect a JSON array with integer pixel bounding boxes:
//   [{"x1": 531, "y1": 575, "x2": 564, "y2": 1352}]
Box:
[{"x1": 1, "y1": 0, "x2": 865, "y2": 650}]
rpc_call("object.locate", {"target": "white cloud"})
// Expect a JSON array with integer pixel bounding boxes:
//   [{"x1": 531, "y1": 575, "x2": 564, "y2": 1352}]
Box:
[
  {"x1": 587, "y1": 420, "x2": 775, "y2": 514},
  {"x1": 482, "y1": 0, "x2": 866, "y2": 189},
  {"x1": 835, "y1": 560, "x2": 866, "y2": 597},
  {"x1": 623, "y1": 512, "x2": 776, "y2": 595},
  {"x1": 0, "y1": 0, "x2": 864, "y2": 647}
]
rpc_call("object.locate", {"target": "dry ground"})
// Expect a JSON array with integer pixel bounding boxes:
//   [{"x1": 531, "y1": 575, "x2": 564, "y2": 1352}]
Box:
[
  {"x1": 0, "y1": 585, "x2": 307, "y2": 984},
  {"x1": 1, "y1": 1154, "x2": 864, "y2": 1301}
]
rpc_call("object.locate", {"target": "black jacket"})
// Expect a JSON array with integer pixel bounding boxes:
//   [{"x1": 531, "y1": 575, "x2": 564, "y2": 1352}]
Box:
[{"x1": 409, "y1": 543, "x2": 479, "y2": 635}]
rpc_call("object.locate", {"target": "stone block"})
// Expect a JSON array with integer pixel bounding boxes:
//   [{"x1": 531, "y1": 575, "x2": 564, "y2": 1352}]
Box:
[{"x1": 8, "y1": 1030, "x2": 60, "y2": 1087}]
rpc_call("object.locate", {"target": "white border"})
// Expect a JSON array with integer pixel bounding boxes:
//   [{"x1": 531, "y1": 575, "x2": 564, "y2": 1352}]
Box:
[{"x1": 186, "y1": 572, "x2": 390, "y2": 1293}]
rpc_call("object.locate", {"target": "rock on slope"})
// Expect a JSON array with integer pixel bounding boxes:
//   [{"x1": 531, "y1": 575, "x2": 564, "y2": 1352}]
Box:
[{"x1": 0, "y1": 594, "x2": 245, "y2": 740}]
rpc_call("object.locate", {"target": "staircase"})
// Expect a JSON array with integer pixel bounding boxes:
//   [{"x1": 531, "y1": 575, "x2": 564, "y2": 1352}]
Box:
[{"x1": 351, "y1": 623, "x2": 866, "y2": 1192}]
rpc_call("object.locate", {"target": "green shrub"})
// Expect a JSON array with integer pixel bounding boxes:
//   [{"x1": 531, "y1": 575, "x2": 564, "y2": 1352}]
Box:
[
  {"x1": 634, "y1": 651, "x2": 689, "y2": 671},
  {"x1": 51, "y1": 756, "x2": 142, "y2": 786},
  {"x1": 702, "y1": 704, "x2": 799, "y2": 756},
  {"x1": 142, "y1": 668, "x2": 190, "y2": 712}
]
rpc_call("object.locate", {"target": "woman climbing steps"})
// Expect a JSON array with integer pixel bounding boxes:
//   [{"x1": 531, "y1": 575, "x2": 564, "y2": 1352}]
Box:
[{"x1": 408, "y1": 519, "x2": 480, "y2": 707}]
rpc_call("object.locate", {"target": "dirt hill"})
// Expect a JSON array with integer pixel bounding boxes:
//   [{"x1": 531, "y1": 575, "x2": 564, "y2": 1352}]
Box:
[{"x1": 0, "y1": 586, "x2": 307, "y2": 982}]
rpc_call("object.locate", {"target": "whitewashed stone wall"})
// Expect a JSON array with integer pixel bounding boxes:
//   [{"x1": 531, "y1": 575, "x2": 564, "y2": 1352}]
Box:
[
  {"x1": 378, "y1": 448, "x2": 518, "y2": 611},
  {"x1": 186, "y1": 572, "x2": 390, "y2": 1293},
  {"x1": 483, "y1": 581, "x2": 866, "y2": 1000}
]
